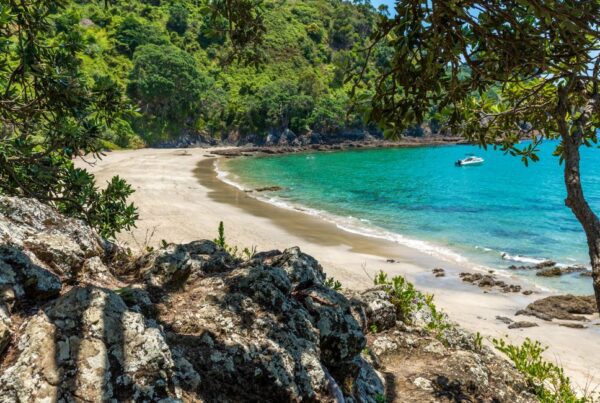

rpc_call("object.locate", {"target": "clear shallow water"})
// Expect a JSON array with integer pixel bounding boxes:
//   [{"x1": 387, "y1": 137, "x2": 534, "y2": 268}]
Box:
[{"x1": 222, "y1": 142, "x2": 599, "y2": 294}]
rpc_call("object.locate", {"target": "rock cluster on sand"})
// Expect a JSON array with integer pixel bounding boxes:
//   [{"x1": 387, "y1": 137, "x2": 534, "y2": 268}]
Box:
[
  {"x1": 459, "y1": 272, "x2": 523, "y2": 293},
  {"x1": 516, "y1": 295, "x2": 597, "y2": 322},
  {"x1": 0, "y1": 196, "x2": 537, "y2": 402}
]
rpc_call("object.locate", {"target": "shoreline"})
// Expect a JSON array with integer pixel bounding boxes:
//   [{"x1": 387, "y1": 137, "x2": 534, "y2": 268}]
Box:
[
  {"x1": 82, "y1": 147, "x2": 600, "y2": 395},
  {"x1": 208, "y1": 135, "x2": 469, "y2": 158}
]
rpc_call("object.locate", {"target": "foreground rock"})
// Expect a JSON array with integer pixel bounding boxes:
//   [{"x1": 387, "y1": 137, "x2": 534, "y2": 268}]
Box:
[
  {"x1": 354, "y1": 288, "x2": 536, "y2": 402},
  {"x1": 0, "y1": 286, "x2": 178, "y2": 402},
  {"x1": 0, "y1": 196, "x2": 538, "y2": 402},
  {"x1": 516, "y1": 295, "x2": 597, "y2": 321}
]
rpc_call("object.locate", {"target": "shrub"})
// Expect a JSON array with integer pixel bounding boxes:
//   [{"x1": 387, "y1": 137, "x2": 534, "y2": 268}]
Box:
[
  {"x1": 374, "y1": 271, "x2": 449, "y2": 332},
  {"x1": 374, "y1": 271, "x2": 421, "y2": 323},
  {"x1": 493, "y1": 338, "x2": 586, "y2": 402}
]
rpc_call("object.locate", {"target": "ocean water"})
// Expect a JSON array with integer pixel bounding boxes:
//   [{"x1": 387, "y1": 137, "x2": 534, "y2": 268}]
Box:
[{"x1": 222, "y1": 141, "x2": 600, "y2": 294}]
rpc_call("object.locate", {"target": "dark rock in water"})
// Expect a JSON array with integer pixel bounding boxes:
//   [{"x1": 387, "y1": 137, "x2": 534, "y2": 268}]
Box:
[
  {"x1": 516, "y1": 295, "x2": 597, "y2": 322},
  {"x1": 502, "y1": 284, "x2": 522, "y2": 293},
  {"x1": 536, "y1": 267, "x2": 563, "y2": 277},
  {"x1": 460, "y1": 272, "x2": 482, "y2": 283},
  {"x1": 508, "y1": 321, "x2": 539, "y2": 329},
  {"x1": 537, "y1": 265, "x2": 587, "y2": 277},
  {"x1": 461, "y1": 272, "x2": 523, "y2": 294},
  {"x1": 580, "y1": 271, "x2": 593, "y2": 277},
  {"x1": 508, "y1": 260, "x2": 556, "y2": 271},
  {"x1": 386, "y1": 259, "x2": 396, "y2": 263},
  {"x1": 254, "y1": 186, "x2": 283, "y2": 192},
  {"x1": 432, "y1": 268, "x2": 445, "y2": 277},
  {"x1": 522, "y1": 290, "x2": 534, "y2": 296}
]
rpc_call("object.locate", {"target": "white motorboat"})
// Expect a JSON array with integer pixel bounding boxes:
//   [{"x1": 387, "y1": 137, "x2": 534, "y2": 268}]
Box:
[{"x1": 455, "y1": 156, "x2": 484, "y2": 166}]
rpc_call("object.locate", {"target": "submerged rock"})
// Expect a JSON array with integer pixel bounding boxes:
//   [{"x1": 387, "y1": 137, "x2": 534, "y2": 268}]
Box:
[{"x1": 432, "y1": 268, "x2": 446, "y2": 277}]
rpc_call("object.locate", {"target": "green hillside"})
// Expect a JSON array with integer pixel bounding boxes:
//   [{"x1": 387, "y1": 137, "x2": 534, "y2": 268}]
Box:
[{"x1": 66, "y1": 0, "x2": 383, "y2": 147}]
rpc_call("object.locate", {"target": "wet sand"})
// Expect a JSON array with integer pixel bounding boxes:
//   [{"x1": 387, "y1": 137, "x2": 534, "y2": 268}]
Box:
[{"x1": 82, "y1": 148, "x2": 600, "y2": 395}]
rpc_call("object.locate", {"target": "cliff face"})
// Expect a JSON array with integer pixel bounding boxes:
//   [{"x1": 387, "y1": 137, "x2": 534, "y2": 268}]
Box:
[{"x1": 0, "y1": 196, "x2": 535, "y2": 402}]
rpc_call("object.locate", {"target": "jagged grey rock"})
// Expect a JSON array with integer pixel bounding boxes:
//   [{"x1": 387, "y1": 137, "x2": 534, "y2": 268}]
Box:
[
  {"x1": 0, "y1": 286, "x2": 178, "y2": 402},
  {"x1": 359, "y1": 288, "x2": 397, "y2": 331},
  {"x1": 136, "y1": 240, "x2": 236, "y2": 287}
]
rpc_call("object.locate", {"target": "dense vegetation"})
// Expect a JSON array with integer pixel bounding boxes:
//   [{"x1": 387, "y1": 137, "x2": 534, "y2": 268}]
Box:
[{"x1": 65, "y1": 0, "x2": 384, "y2": 147}]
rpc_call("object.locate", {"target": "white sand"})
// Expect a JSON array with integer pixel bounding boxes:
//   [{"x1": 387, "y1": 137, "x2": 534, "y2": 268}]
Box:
[{"x1": 81, "y1": 147, "x2": 600, "y2": 395}]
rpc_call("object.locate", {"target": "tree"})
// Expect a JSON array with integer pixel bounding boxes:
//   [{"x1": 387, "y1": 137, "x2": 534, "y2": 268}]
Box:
[
  {"x1": 361, "y1": 1, "x2": 600, "y2": 308},
  {"x1": 128, "y1": 44, "x2": 211, "y2": 124},
  {"x1": 166, "y1": 4, "x2": 189, "y2": 35},
  {"x1": 206, "y1": 0, "x2": 267, "y2": 66},
  {"x1": 114, "y1": 15, "x2": 169, "y2": 56},
  {"x1": 248, "y1": 80, "x2": 314, "y2": 134},
  {"x1": 0, "y1": 0, "x2": 138, "y2": 239}
]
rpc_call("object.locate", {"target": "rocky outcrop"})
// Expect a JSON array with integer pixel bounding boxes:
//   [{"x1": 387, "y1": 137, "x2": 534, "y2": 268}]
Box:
[
  {"x1": 356, "y1": 291, "x2": 536, "y2": 402},
  {"x1": 0, "y1": 196, "x2": 537, "y2": 402},
  {"x1": 516, "y1": 295, "x2": 597, "y2": 322},
  {"x1": 154, "y1": 247, "x2": 375, "y2": 401},
  {"x1": 0, "y1": 286, "x2": 178, "y2": 402}
]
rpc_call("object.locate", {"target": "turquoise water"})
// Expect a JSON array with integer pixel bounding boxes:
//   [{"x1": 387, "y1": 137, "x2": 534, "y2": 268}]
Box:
[{"x1": 223, "y1": 142, "x2": 599, "y2": 294}]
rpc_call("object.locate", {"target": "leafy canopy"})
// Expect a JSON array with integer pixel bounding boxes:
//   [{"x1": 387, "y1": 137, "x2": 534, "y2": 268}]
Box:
[
  {"x1": 63, "y1": 0, "x2": 382, "y2": 144},
  {"x1": 0, "y1": 0, "x2": 138, "y2": 239},
  {"x1": 128, "y1": 44, "x2": 212, "y2": 124},
  {"x1": 363, "y1": 0, "x2": 599, "y2": 160}
]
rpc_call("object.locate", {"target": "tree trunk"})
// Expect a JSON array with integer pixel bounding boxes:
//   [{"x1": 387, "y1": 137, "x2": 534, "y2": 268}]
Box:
[{"x1": 562, "y1": 133, "x2": 600, "y2": 312}]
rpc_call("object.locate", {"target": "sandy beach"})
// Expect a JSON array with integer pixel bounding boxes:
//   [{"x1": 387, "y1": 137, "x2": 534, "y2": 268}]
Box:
[{"x1": 82, "y1": 147, "x2": 600, "y2": 395}]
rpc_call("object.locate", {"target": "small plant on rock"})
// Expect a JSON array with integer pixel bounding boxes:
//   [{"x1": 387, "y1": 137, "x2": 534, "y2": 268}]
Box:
[
  {"x1": 374, "y1": 393, "x2": 387, "y2": 403},
  {"x1": 474, "y1": 332, "x2": 484, "y2": 352},
  {"x1": 493, "y1": 337, "x2": 585, "y2": 402},
  {"x1": 324, "y1": 276, "x2": 343, "y2": 291},
  {"x1": 374, "y1": 271, "x2": 451, "y2": 335},
  {"x1": 242, "y1": 246, "x2": 257, "y2": 260},
  {"x1": 424, "y1": 294, "x2": 451, "y2": 333},
  {"x1": 213, "y1": 222, "x2": 257, "y2": 261},
  {"x1": 215, "y1": 221, "x2": 227, "y2": 248},
  {"x1": 374, "y1": 270, "x2": 422, "y2": 323}
]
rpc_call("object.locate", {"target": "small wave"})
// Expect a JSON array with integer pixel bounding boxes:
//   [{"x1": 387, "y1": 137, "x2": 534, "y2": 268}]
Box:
[
  {"x1": 500, "y1": 252, "x2": 549, "y2": 265},
  {"x1": 215, "y1": 161, "x2": 248, "y2": 192}
]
